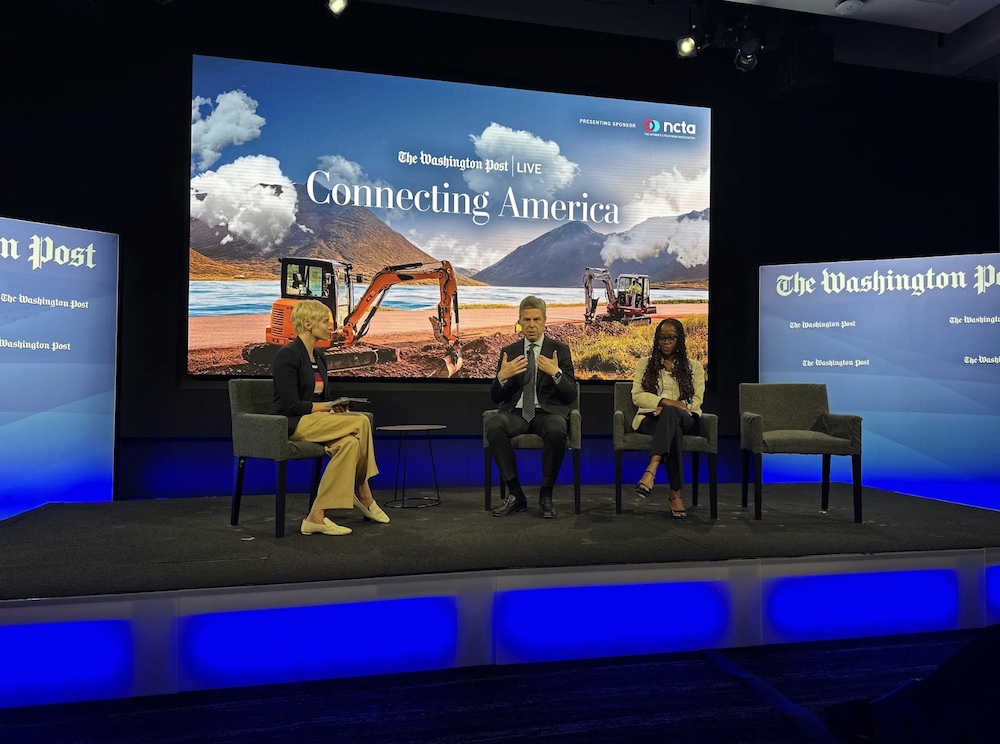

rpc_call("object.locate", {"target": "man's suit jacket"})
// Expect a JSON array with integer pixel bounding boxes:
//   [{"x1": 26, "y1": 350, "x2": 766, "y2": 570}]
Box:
[
  {"x1": 271, "y1": 337, "x2": 330, "y2": 433},
  {"x1": 490, "y1": 336, "x2": 577, "y2": 417}
]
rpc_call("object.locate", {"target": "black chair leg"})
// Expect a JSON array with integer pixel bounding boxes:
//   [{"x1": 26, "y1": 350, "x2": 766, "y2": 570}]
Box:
[
  {"x1": 821, "y1": 454, "x2": 831, "y2": 511},
  {"x1": 614, "y1": 449, "x2": 623, "y2": 515},
  {"x1": 308, "y1": 458, "x2": 322, "y2": 512},
  {"x1": 573, "y1": 449, "x2": 581, "y2": 515},
  {"x1": 754, "y1": 453, "x2": 763, "y2": 520},
  {"x1": 484, "y1": 448, "x2": 492, "y2": 511},
  {"x1": 708, "y1": 453, "x2": 718, "y2": 520},
  {"x1": 275, "y1": 461, "x2": 287, "y2": 538},
  {"x1": 231, "y1": 456, "x2": 246, "y2": 526},
  {"x1": 852, "y1": 453, "x2": 863, "y2": 524},
  {"x1": 691, "y1": 452, "x2": 700, "y2": 507},
  {"x1": 741, "y1": 450, "x2": 750, "y2": 508}
]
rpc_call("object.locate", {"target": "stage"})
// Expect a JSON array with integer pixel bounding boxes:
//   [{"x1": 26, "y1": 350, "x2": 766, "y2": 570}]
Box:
[
  {"x1": 1, "y1": 483, "x2": 1000, "y2": 600},
  {"x1": 3, "y1": 483, "x2": 1000, "y2": 709}
]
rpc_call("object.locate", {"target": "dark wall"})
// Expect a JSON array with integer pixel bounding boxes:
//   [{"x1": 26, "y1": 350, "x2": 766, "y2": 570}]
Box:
[{"x1": 1, "y1": 1, "x2": 996, "y2": 497}]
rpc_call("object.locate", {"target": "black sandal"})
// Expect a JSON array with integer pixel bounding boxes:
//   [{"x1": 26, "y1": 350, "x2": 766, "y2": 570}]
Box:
[
  {"x1": 669, "y1": 494, "x2": 687, "y2": 520},
  {"x1": 635, "y1": 469, "x2": 656, "y2": 498}
]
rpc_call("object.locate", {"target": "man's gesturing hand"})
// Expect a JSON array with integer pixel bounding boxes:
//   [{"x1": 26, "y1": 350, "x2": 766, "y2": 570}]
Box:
[
  {"x1": 536, "y1": 350, "x2": 560, "y2": 377},
  {"x1": 498, "y1": 352, "x2": 527, "y2": 382}
]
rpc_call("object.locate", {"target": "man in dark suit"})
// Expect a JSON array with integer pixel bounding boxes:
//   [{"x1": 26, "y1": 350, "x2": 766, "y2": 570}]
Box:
[{"x1": 487, "y1": 296, "x2": 577, "y2": 518}]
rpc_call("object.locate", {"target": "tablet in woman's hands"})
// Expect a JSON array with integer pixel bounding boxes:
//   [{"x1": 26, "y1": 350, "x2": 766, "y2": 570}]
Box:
[{"x1": 330, "y1": 396, "x2": 368, "y2": 407}]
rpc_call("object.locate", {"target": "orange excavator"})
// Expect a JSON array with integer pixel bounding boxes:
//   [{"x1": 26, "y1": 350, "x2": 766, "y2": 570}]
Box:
[{"x1": 243, "y1": 257, "x2": 462, "y2": 374}]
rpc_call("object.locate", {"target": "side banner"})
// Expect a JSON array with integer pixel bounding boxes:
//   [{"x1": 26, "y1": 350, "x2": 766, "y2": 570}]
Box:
[
  {"x1": 0, "y1": 217, "x2": 120, "y2": 519},
  {"x1": 759, "y1": 253, "x2": 1000, "y2": 508}
]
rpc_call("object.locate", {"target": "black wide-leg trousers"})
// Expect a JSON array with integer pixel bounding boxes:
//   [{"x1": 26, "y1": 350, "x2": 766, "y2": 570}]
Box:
[{"x1": 636, "y1": 406, "x2": 698, "y2": 490}]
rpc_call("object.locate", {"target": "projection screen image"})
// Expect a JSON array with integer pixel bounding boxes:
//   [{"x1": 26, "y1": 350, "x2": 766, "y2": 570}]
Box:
[{"x1": 189, "y1": 55, "x2": 710, "y2": 380}]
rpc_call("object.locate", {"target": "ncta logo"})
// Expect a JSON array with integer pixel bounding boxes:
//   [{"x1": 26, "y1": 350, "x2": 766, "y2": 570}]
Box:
[{"x1": 643, "y1": 119, "x2": 697, "y2": 136}]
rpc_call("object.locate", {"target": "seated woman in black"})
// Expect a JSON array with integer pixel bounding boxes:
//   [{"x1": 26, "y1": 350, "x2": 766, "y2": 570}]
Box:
[
  {"x1": 631, "y1": 318, "x2": 705, "y2": 520},
  {"x1": 271, "y1": 299, "x2": 388, "y2": 536}
]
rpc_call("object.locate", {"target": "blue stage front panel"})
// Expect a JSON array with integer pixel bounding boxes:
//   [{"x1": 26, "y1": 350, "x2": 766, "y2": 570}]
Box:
[
  {"x1": 179, "y1": 596, "x2": 459, "y2": 689},
  {"x1": 2, "y1": 556, "x2": 995, "y2": 709},
  {"x1": 0, "y1": 620, "x2": 133, "y2": 708},
  {"x1": 494, "y1": 582, "x2": 730, "y2": 663}
]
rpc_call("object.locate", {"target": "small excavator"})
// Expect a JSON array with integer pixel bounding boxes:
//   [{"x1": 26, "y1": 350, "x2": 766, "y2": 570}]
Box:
[
  {"x1": 583, "y1": 267, "x2": 657, "y2": 325},
  {"x1": 243, "y1": 257, "x2": 462, "y2": 374}
]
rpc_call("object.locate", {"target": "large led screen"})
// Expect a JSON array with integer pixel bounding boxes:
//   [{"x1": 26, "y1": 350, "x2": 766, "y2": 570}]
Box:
[
  {"x1": 189, "y1": 56, "x2": 710, "y2": 380},
  {"x1": 759, "y1": 254, "x2": 1000, "y2": 508},
  {"x1": 0, "y1": 217, "x2": 119, "y2": 520}
]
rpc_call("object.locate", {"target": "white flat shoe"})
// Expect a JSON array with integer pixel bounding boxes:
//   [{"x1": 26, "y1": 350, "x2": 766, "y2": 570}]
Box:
[
  {"x1": 300, "y1": 517, "x2": 352, "y2": 536},
  {"x1": 353, "y1": 495, "x2": 390, "y2": 523}
]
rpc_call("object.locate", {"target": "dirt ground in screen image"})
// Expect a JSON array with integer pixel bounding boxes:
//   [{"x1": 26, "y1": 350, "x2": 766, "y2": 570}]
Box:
[{"x1": 187, "y1": 303, "x2": 709, "y2": 379}]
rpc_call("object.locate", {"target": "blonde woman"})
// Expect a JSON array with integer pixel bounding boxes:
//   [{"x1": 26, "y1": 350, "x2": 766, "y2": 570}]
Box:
[{"x1": 271, "y1": 299, "x2": 388, "y2": 535}]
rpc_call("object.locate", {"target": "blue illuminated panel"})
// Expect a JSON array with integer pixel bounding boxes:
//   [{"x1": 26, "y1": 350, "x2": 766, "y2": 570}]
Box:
[
  {"x1": 495, "y1": 582, "x2": 729, "y2": 664},
  {"x1": 180, "y1": 597, "x2": 458, "y2": 689},
  {"x1": 765, "y1": 570, "x2": 960, "y2": 643},
  {"x1": 0, "y1": 620, "x2": 133, "y2": 708}
]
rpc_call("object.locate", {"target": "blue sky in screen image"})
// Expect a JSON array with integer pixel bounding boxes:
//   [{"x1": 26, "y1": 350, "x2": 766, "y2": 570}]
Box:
[{"x1": 191, "y1": 55, "x2": 710, "y2": 270}]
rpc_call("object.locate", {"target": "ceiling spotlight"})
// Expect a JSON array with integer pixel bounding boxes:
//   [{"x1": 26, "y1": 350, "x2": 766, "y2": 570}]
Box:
[
  {"x1": 734, "y1": 31, "x2": 760, "y2": 72},
  {"x1": 676, "y1": 35, "x2": 699, "y2": 58},
  {"x1": 734, "y1": 50, "x2": 758, "y2": 73},
  {"x1": 327, "y1": 0, "x2": 349, "y2": 17}
]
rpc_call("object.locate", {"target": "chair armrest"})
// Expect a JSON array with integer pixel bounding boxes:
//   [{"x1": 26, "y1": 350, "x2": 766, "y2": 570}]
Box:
[
  {"x1": 696, "y1": 412, "x2": 719, "y2": 452},
  {"x1": 740, "y1": 411, "x2": 763, "y2": 453},
  {"x1": 568, "y1": 409, "x2": 582, "y2": 449},
  {"x1": 231, "y1": 413, "x2": 292, "y2": 459},
  {"x1": 482, "y1": 409, "x2": 499, "y2": 447},
  {"x1": 815, "y1": 413, "x2": 862, "y2": 454},
  {"x1": 613, "y1": 411, "x2": 625, "y2": 449}
]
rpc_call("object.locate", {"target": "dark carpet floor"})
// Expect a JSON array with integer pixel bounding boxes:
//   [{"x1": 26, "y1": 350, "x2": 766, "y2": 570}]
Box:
[
  {"x1": 0, "y1": 629, "x2": 984, "y2": 743},
  {"x1": 2, "y1": 484, "x2": 999, "y2": 600}
]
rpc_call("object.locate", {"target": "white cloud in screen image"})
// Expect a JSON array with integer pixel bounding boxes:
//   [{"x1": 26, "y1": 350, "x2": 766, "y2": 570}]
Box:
[
  {"x1": 601, "y1": 213, "x2": 709, "y2": 268},
  {"x1": 190, "y1": 155, "x2": 297, "y2": 250},
  {"x1": 463, "y1": 123, "x2": 579, "y2": 197},
  {"x1": 316, "y1": 154, "x2": 403, "y2": 224},
  {"x1": 621, "y1": 166, "x2": 710, "y2": 229},
  {"x1": 191, "y1": 90, "x2": 266, "y2": 173},
  {"x1": 417, "y1": 232, "x2": 500, "y2": 272}
]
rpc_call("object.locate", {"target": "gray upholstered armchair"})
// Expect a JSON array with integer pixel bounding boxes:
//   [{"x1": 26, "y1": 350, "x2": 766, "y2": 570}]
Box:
[
  {"x1": 612, "y1": 381, "x2": 719, "y2": 518},
  {"x1": 739, "y1": 383, "x2": 862, "y2": 522},
  {"x1": 228, "y1": 378, "x2": 373, "y2": 538},
  {"x1": 483, "y1": 382, "x2": 582, "y2": 514}
]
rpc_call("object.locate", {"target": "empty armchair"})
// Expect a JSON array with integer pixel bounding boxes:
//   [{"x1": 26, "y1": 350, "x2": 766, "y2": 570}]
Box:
[
  {"x1": 612, "y1": 381, "x2": 719, "y2": 518},
  {"x1": 739, "y1": 382, "x2": 862, "y2": 522}
]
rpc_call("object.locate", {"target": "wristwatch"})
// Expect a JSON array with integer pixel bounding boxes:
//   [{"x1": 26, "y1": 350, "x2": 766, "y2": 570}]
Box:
[{"x1": 553, "y1": 371, "x2": 563, "y2": 383}]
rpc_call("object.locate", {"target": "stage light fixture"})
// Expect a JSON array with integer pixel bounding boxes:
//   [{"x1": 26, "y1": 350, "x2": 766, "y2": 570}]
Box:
[
  {"x1": 734, "y1": 49, "x2": 758, "y2": 72},
  {"x1": 676, "y1": 35, "x2": 699, "y2": 58},
  {"x1": 734, "y1": 33, "x2": 760, "y2": 72},
  {"x1": 327, "y1": 0, "x2": 349, "y2": 17}
]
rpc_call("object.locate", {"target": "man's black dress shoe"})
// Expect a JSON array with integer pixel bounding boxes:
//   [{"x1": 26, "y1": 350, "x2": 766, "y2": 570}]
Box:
[
  {"x1": 492, "y1": 494, "x2": 527, "y2": 517},
  {"x1": 540, "y1": 495, "x2": 556, "y2": 518}
]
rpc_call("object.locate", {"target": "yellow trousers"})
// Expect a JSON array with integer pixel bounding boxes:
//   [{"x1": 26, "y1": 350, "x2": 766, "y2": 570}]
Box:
[{"x1": 290, "y1": 412, "x2": 378, "y2": 510}]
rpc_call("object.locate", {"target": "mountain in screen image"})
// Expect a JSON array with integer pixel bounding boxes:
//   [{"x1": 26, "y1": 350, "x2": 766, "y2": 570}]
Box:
[
  {"x1": 474, "y1": 209, "x2": 710, "y2": 287},
  {"x1": 189, "y1": 183, "x2": 483, "y2": 284},
  {"x1": 473, "y1": 221, "x2": 606, "y2": 286}
]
